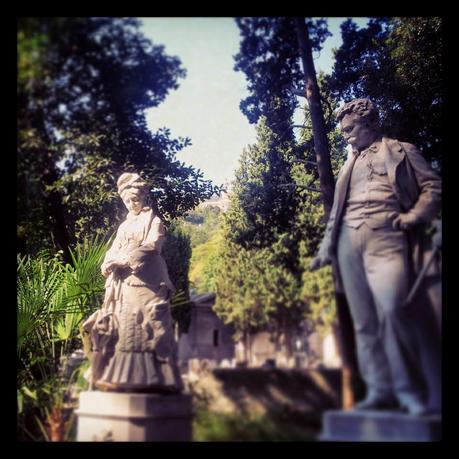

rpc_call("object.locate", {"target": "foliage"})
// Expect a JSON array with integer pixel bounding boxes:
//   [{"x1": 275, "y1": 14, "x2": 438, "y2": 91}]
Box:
[
  {"x1": 215, "y1": 235, "x2": 305, "y2": 336},
  {"x1": 326, "y1": 17, "x2": 442, "y2": 168},
  {"x1": 17, "y1": 237, "x2": 109, "y2": 441},
  {"x1": 193, "y1": 408, "x2": 318, "y2": 441},
  {"x1": 162, "y1": 221, "x2": 193, "y2": 332},
  {"x1": 292, "y1": 83, "x2": 347, "y2": 248},
  {"x1": 300, "y1": 258, "x2": 336, "y2": 337},
  {"x1": 183, "y1": 205, "x2": 223, "y2": 248},
  {"x1": 214, "y1": 114, "x2": 341, "y2": 339},
  {"x1": 163, "y1": 221, "x2": 192, "y2": 298},
  {"x1": 189, "y1": 230, "x2": 224, "y2": 294},
  {"x1": 227, "y1": 116, "x2": 301, "y2": 250},
  {"x1": 234, "y1": 17, "x2": 330, "y2": 138},
  {"x1": 211, "y1": 19, "x2": 344, "y2": 342},
  {"x1": 169, "y1": 204, "x2": 225, "y2": 303},
  {"x1": 18, "y1": 17, "x2": 222, "y2": 257},
  {"x1": 214, "y1": 117, "x2": 301, "y2": 337},
  {"x1": 17, "y1": 227, "x2": 192, "y2": 440}
]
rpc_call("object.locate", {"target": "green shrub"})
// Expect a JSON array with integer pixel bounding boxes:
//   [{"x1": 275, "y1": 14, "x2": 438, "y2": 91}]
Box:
[
  {"x1": 193, "y1": 408, "x2": 319, "y2": 441},
  {"x1": 17, "y1": 236, "x2": 109, "y2": 441}
]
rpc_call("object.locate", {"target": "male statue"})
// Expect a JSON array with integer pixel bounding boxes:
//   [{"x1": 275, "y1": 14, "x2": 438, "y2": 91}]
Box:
[{"x1": 311, "y1": 98, "x2": 441, "y2": 416}]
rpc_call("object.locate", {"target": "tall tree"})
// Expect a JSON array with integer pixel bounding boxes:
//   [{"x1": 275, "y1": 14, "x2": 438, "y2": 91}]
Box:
[
  {"x1": 234, "y1": 17, "x2": 329, "y2": 138},
  {"x1": 225, "y1": 116, "x2": 298, "y2": 250},
  {"x1": 18, "y1": 17, "x2": 221, "y2": 257},
  {"x1": 294, "y1": 17, "x2": 335, "y2": 218},
  {"x1": 18, "y1": 18, "x2": 74, "y2": 259},
  {"x1": 234, "y1": 17, "x2": 362, "y2": 406},
  {"x1": 215, "y1": 117, "x2": 306, "y2": 348},
  {"x1": 326, "y1": 17, "x2": 442, "y2": 169},
  {"x1": 214, "y1": 109, "x2": 347, "y2": 356}
]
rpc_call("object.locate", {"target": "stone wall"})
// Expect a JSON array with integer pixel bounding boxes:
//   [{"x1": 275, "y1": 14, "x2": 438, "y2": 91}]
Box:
[{"x1": 178, "y1": 301, "x2": 235, "y2": 369}]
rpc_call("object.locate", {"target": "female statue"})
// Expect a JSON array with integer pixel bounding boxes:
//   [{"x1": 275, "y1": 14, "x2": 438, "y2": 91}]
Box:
[{"x1": 83, "y1": 172, "x2": 183, "y2": 393}]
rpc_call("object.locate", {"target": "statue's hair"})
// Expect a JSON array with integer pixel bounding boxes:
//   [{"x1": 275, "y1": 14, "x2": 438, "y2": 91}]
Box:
[{"x1": 336, "y1": 98, "x2": 379, "y2": 126}]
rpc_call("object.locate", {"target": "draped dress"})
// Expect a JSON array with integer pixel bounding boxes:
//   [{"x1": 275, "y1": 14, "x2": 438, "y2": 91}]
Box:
[{"x1": 84, "y1": 206, "x2": 183, "y2": 392}]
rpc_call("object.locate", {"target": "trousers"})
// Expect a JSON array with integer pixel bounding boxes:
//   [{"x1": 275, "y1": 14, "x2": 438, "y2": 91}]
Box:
[{"x1": 337, "y1": 223, "x2": 432, "y2": 409}]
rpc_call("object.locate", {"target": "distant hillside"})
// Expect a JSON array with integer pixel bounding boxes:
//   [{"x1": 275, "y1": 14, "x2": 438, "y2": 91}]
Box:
[
  {"x1": 182, "y1": 205, "x2": 223, "y2": 248},
  {"x1": 198, "y1": 183, "x2": 232, "y2": 212}
]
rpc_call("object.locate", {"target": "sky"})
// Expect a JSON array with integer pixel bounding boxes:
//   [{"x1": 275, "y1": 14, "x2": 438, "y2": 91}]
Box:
[{"x1": 140, "y1": 17, "x2": 369, "y2": 187}]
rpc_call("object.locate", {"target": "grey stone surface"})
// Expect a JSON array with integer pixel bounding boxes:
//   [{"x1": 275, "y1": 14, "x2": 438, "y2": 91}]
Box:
[
  {"x1": 320, "y1": 409, "x2": 442, "y2": 442},
  {"x1": 178, "y1": 293, "x2": 235, "y2": 366},
  {"x1": 311, "y1": 98, "x2": 442, "y2": 415},
  {"x1": 82, "y1": 172, "x2": 183, "y2": 393},
  {"x1": 76, "y1": 391, "x2": 193, "y2": 441}
]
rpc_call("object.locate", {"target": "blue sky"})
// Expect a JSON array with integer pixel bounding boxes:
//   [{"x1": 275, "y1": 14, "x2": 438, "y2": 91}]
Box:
[{"x1": 140, "y1": 17, "x2": 369, "y2": 187}]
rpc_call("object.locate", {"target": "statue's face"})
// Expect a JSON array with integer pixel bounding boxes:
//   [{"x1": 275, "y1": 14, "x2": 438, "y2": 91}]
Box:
[
  {"x1": 340, "y1": 113, "x2": 376, "y2": 151},
  {"x1": 122, "y1": 190, "x2": 145, "y2": 215}
]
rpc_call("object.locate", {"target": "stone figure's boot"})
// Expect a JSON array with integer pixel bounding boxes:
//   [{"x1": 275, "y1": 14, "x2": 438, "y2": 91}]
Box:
[
  {"x1": 398, "y1": 395, "x2": 430, "y2": 416},
  {"x1": 355, "y1": 393, "x2": 399, "y2": 411}
]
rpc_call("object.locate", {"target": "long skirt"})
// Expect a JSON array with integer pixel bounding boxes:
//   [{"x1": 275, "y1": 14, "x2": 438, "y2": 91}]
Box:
[{"x1": 96, "y1": 283, "x2": 183, "y2": 392}]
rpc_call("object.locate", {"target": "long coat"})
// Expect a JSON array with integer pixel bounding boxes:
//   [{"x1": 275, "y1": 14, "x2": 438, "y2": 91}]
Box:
[
  {"x1": 318, "y1": 136, "x2": 441, "y2": 293},
  {"x1": 317, "y1": 137, "x2": 442, "y2": 408}
]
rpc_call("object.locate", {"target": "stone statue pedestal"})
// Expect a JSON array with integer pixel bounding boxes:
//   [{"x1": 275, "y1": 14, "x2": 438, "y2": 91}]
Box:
[
  {"x1": 320, "y1": 410, "x2": 441, "y2": 442},
  {"x1": 76, "y1": 391, "x2": 193, "y2": 442}
]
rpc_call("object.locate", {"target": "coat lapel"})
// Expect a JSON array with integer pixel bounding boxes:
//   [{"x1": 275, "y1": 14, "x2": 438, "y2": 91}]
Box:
[
  {"x1": 382, "y1": 137, "x2": 405, "y2": 185},
  {"x1": 335, "y1": 154, "x2": 358, "y2": 224},
  {"x1": 329, "y1": 154, "x2": 358, "y2": 248}
]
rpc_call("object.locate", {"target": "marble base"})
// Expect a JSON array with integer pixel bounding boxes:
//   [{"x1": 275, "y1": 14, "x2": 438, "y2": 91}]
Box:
[
  {"x1": 320, "y1": 409, "x2": 442, "y2": 442},
  {"x1": 76, "y1": 391, "x2": 193, "y2": 442}
]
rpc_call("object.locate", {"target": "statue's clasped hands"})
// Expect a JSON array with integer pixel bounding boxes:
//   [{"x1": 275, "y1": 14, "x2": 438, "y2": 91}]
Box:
[{"x1": 101, "y1": 257, "x2": 130, "y2": 277}]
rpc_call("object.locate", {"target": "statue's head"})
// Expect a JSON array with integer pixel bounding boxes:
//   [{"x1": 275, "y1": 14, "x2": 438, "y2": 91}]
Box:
[
  {"x1": 336, "y1": 98, "x2": 381, "y2": 152},
  {"x1": 117, "y1": 172, "x2": 149, "y2": 215}
]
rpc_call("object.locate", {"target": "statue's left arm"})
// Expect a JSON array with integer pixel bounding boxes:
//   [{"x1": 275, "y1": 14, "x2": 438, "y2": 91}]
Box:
[{"x1": 402, "y1": 142, "x2": 442, "y2": 223}]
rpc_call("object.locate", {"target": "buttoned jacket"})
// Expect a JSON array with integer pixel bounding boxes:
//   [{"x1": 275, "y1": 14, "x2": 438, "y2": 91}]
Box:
[{"x1": 318, "y1": 136, "x2": 441, "y2": 291}]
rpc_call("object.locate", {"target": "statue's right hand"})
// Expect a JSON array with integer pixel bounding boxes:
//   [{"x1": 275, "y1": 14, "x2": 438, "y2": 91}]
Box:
[{"x1": 309, "y1": 254, "x2": 330, "y2": 271}]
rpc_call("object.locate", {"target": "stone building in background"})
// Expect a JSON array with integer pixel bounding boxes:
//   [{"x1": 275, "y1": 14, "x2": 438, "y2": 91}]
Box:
[
  {"x1": 177, "y1": 292, "x2": 341, "y2": 373},
  {"x1": 177, "y1": 293, "x2": 235, "y2": 373}
]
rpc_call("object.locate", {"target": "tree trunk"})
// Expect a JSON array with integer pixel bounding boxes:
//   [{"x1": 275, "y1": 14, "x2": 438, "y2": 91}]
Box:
[
  {"x1": 294, "y1": 17, "x2": 335, "y2": 220},
  {"x1": 294, "y1": 17, "x2": 361, "y2": 409}
]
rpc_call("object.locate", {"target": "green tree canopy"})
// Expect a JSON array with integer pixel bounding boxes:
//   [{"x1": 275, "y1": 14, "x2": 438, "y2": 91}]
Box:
[
  {"x1": 209, "y1": 18, "x2": 344, "y2": 342},
  {"x1": 214, "y1": 113, "x2": 345, "y2": 341},
  {"x1": 234, "y1": 17, "x2": 330, "y2": 139},
  {"x1": 326, "y1": 17, "x2": 442, "y2": 168},
  {"x1": 18, "y1": 17, "x2": 221, "y2": 256}
]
